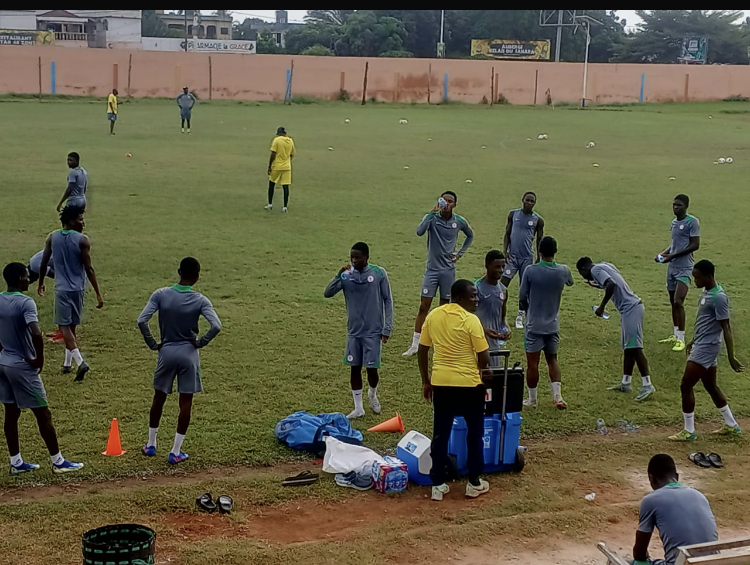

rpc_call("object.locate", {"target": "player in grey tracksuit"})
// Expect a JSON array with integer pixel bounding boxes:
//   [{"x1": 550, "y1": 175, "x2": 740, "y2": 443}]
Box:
[
  {"x1": 403, "y1": 190, "x2": 473, "y2": 357},
  {"x1": 177, "y1": 87, "x2": 196, "y2": 133},
  {"x1": 56, "y1": 152, "x2": 88, "y2": 212},
  {"x1": 138, "y1": 257, "x2": 221, "y2": 464},
  {"x1": 475, "y1": 250, "x2": 510, "y2": 369},
  {"x1": 324, "y1": 242, "x2": 393, "y2": 419},
  {"x1": 669, "y1": 259, "x2": 744, "y2": 442},
  {"x1": 577, "y1": 258, "x2": 655, "y2": 402}
]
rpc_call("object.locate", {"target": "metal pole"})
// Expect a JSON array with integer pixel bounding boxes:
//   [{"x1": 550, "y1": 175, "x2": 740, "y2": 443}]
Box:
[
  {"x1": 184, "y1": 11, "x2": 188, "y2": 51},
  {"x1": 554, "y1": 9, "x2": 563, "y2": 62},
  {"x1": 581, "y1": 22, "x2": 590, "y2": 107},
  {"x1": 440, "y1": 10, "x2": 444, "y2": 44}
]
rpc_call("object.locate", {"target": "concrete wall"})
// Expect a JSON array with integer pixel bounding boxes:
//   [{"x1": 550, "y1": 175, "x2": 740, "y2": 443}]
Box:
[{"x1": 4, "y1": 45, "x2": 750, "y2": 104}]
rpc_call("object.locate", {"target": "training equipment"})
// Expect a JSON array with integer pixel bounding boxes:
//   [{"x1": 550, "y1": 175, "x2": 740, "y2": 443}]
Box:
[
  {"x1": 371, "y1": 456, "x2": 408, "y2": 494},
  {"x1": 125, "y1": 153, "x2": 132, "y2": 158},
  {"x1": 52, "y1": 459, "x2": 84, "y2": 473},
  {"x1": 537, "y1": 134, "x2": 547, "y2": 140},
  {"x1": 399, "y1": 119, "x2": 408, "y2": 124},
  {"x1": 465, "y1": 179, "x2": 473, "y2": 183},
  {"x1": 344, "y1": 118, "x2": 350, "y2": 123},
  {"x1": 397, "y1": 430, "x2": 433, "y2": 486},
  {"x1": 669, "y1": 176, "x2": 676, "y2": 180},
  {"x1": 592, "y1": 306, "x2": 610, "y2": 319},
  {"x1": 403, "y1": 165, "x2": 410, "y2": 169},
  {"x1": 587, "y1": 141, "x2": 596, "y2": 148},
  {"x1": 481, "y1": 145, "x2": 487, "y2": 149},
  {"x1": 718, "y1": 157, "x2": 726, "y2": 164},
  {"x1": 427, "y1": 137, "x2": 433, "y2": 141},
  {"x1": 592, "y1": 163, "x2": 599, "y2": 167},
  {"x1": 102, "y1": 418, "x2": 126, "y2": 456},
  {"x1": 327, "y1": 147, "x2": 334, "y2": 151},
  {"x1": 368, "y1": 413, "x2": 404, "y2": 433},
  {"x1": 526, "y1": 137, "x2": 532, "y2": 141},
  {"x1": 726, "y1": 157, "x2": 733, "y2": 163},
  {"x1": 82, "y1": 524, "x2": 156, "y2": 565}
]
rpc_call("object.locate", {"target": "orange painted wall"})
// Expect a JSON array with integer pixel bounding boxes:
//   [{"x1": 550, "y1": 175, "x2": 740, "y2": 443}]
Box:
[{"x1": 3, "y1": 45, "x2": 750, "y2": 104}]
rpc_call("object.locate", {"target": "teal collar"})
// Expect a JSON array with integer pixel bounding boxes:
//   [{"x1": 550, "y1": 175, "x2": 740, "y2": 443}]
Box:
[
  {"x1": 171, "y1": 284, "x2": 193, "y2": 292},
  {"x1": 665, "y1": 481, "x2": 682, "y2": 487},
  {"x1": 1, "y1": 291, "x2": 23, "y2": 296},
  {"x1": 538, "y1": 259, "x2": 557, "y2": 267}
]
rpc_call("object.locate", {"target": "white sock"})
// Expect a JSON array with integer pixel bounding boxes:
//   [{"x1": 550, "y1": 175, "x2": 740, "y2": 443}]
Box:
[
  {"x1": 10, "y1": 453, "x2": 22, "y2": 467},
  {"x1": 683, "y1": 412, "x2": 695, "y2": 433},
  {"x1": 673, "y1": 326, "x2": 680, "y2": 338},
  {"x1": 551, "y1": 382, "x2": 562, "y2": 400},
  {"x1": 719, "y1": 405, "x2": 738, "y2": 427},
  {"x1": 147, "y1": 427, "x2": 158, "y2": 448},
  {"x1": 412, "y1": 332, "x2": 421, "y2": 347},
  {"x1": 171, "y1": 432, "x2": 186, "y2": 456},
  {"x1": 622, "y1": 374, "x2": 632, "y2": 385},
  {"x1": 63, "y1": 349, "x2": 73, "y2": 367},
  {"x1": 352, "y1": 389, "x2": 363, "y2": 412},
  {"x1": 527, "y1": 387, "x2": 538, "y2": 402},
  {"x1": 71, "y1": 348, "x2": 84, "y2": 367},
  {"x1": 368, "y1": 386, "x2": 378, "y2": 400},
  {"x1": 641, "y1": 375, "x2": 652, "y2": 387},
  {"x1": 50, "y1": 452, "x2": 64, "y2": 466},
  {"x1": 676, "y1": 330, "x2": 685, "y2": 343}
]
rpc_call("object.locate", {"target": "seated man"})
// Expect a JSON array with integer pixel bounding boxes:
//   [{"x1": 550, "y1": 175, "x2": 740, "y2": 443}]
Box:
[{"x1": 632, "y1": 454, "x2": 717, "y2": 565}]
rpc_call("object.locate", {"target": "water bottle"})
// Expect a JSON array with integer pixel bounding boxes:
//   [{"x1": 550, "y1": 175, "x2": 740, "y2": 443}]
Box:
[
  {"x1": 657, "y1": 254, "x2": 666, "y2": 263},
  {"x1": 437, "y1": 197, "x2": 447, "y2": 210},
  {"x1": 596, "y1": 418, "x2": 608, "y2": 435},
  {"x1": 498, "y1": 325, "x2": 509, "y2": 345},
  {"x1": 592, "y1": 306, "x2": 610, "y2": 320}
]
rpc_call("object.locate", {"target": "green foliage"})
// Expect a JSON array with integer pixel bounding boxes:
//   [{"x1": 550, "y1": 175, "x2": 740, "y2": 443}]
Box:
[
  {"x1": 232, "y1": 17, "x2": 264, "y2": 41},
  {"x1": 300, "y1": 44, "x2": 335, "y2": 56},
  {"x1": 141, "y1": 10, "x2": 169, "y2": 38},
  {"x1": 379, "y1": 50, "x2": 414, "y2": 58},
  {"x1": 334, "y1": 12, "x2": 407, "y2": 56},
  {"x1": 337, "y1": 89, "x2": 350, "y2": 101},
  {"x1": 285, "y1": 23, "x2": 340, "y2": 54},
  {"x1": 615, "y1": 10, "x2": 750, "y2": 64},
  {"x1": 257, "y1": 29, "x2": 283, "y2": 54},
  {"x1": 723, "y1": 94, "x2": 750, "y2": 101},
  {"x1": 304, "y1": 10, "x2": 356, "y2": 26}
]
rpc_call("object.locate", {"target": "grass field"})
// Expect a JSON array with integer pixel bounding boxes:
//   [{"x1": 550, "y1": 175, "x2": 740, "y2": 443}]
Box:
[{"x1": 1, "y1": 97, "x2": 749, "y2": 487}]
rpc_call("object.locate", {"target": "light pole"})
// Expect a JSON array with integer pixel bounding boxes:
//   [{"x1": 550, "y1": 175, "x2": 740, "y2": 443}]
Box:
[
  {"x1": 437, "y1": 10, "x2": 445, "y2": 58},
  {"x1": 581, "y1": 20, "x2": 591, "y2": 107}
]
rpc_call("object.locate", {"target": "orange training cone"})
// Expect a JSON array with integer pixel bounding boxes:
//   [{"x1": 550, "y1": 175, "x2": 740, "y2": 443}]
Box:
[
  {"x1": 368, "y1": 413, "x2": 404, "y2": 434},
  {"x1": 102, "y1": 418, "x2": 126, "y2": 456}
]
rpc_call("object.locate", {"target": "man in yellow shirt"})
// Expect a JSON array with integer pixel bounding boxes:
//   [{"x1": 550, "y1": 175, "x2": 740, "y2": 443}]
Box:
[
  {"x1": 418, "y1": 279, "x2": 490, "y2": 501},
  {"x1": 107, "y1": 89, "x2": 118, "y2": 135},
  {"x1": 265, "y1": 126, "x2": 296, "y2": 213}
]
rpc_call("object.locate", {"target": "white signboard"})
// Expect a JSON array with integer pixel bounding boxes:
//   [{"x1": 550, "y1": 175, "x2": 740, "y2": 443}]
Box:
[{"x1": 142, "y1": 37, "x2": 256, "y2": 54}]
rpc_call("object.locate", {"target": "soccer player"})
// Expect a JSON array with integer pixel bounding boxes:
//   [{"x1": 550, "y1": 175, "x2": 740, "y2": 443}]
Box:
[
  {"x1": 56, "y1": 152, "x2": 87, "y2": 213},
  {"x1": 518, "y1": 236, "x2": 573, "y2": 409},
  {"x1": 475, "y1": 250, "x2": 510, "y2": 367},
  {"x1": 669, "y1": 260, "x2": 743, "y2": 442},
  {"x1": 502, "y1": 192, "x2": 544, "y2": 329},
  {"x1": 177, "y1": 86, "x2": 196, "y2": 133},
  {"x1": 138, "y1": 257, "x2": 222, "y2": 464},
  {"x1": 28, "y1": 250, "x2": 53, "y2": 285},
  {"x1": 37, "y1": 206, "x2": 104, "y2": 381},
  {"x1": 1, "y1": 262, "x2": 83, "y2": 475},
  {"x1": 107, "y1": 89, "x2": 119, "y2": 135},
  {"x1": 418, "y1": 279, "x2": 490, "y2": 500},
  {"x1": 655, "y1": 194, "x2": 700, "y2": 352},
  {"x1": 265, "y1": 126, "x2": 296, "y2": 213},
  {"x1": 632, "y1": 454, "x2": 717, "y2": 565},
  {"x1": 324, "y1": 242, "x2": 393, "y2": 419},
  {"x1": 402, "y1": 192, "x2": 474, "y2": 357},
  {"x1": 577, "y1": 257, "x2": 655, "y2": 401}
]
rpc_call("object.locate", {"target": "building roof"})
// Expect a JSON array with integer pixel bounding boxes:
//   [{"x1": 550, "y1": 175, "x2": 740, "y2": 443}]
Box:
[{"x1": 38, "y1": 10, "x2": 84, "y2": 19}]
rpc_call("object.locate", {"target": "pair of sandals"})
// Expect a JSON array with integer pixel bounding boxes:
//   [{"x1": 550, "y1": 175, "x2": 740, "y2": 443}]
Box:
[
  {"x1": 282, "y1": 470, "x2": 319, "y2": 486},
  {"x1": 196, "y1": 493, "x2": 233, "y2": 514},
  {"x1": 689, "y1": 452, "x2": 723, "y2": 468}
]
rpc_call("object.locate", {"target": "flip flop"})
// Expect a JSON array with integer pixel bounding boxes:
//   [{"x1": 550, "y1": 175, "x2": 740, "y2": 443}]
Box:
[
  {"x1": 217, "y1": 495, "x2": 233, "y2": 514},
  {"x1": 688, "y1": 452, "x2": 712, "y2": 468},
  {"x1": 282, "y1": 470, "x2": 319, "y2": 486},
  {"x1": 196, "y1": 492, "x2": 217, "y2": 513},
  {"x1": 707, "y1": 453, "x2": 724, "y2": 468}
]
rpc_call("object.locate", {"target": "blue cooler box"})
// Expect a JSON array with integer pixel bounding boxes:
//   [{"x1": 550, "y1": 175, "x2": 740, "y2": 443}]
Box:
[{"x1": 397, "y1": 430, "x2": 433, "y2": 486}]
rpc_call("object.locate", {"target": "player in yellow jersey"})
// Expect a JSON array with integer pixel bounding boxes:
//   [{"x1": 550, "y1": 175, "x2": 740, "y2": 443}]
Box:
[
  {"x1": 107, "y1": 89, "x2": 118, "y2": 135},
  {"x1": 265, "y1": 127, "x2": 296, "y2": 213}
]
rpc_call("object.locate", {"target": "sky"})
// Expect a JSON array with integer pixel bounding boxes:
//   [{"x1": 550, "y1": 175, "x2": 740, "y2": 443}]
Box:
[{"x1": 219, "y1": 10, "x2": 750, "y2": 30}]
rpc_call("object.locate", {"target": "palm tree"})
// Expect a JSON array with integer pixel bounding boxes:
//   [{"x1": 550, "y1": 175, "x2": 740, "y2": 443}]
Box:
[{"x1": 305, "y1": 10, "x2": 355, "y2": 26}]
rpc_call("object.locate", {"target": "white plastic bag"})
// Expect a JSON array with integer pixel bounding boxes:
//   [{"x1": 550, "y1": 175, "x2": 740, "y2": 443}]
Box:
[{"x1": 322, "y1": 436, "x2": 381, "y2": 474}]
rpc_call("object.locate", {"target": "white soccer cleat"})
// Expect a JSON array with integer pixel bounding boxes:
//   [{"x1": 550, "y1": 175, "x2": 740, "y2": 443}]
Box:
[
  {"x1": 515, "y1": 314, "x2": 524, "y2": 329},
  {"x1": 347, "y1": 408, "x2": 365, "y2": 420},
  {"x1": 264, "y1": 204, "x2": 273, "y2": 211},
  {"x1": 402, "y1": 345, "x2": 419, "y2": 357},
  {"x1": 368, "y1": 393, "x2": 382, "y2": 415}
]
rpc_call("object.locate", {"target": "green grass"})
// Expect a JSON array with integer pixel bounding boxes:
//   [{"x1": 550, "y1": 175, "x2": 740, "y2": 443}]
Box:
[{"x1": 1, "y1": 98, "x2": 749, "y2": 488}]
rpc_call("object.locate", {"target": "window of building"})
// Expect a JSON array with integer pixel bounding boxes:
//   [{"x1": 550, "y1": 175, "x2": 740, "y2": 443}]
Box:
[
  {"x1": 221, "y1": 27, "x2": 229, "y2": 35},
  {"x1": 274, "y1": 32, "x2": 282, "y2": 45},
  {"x1": 207, "y1": 25, "x2": 216, "y2": 39}
]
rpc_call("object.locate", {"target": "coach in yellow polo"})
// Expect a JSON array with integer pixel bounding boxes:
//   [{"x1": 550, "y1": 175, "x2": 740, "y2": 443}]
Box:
[
  {"x1": 265, "y1": 126, "x2": 296, "y2": 213},
  {"x1": 418, "y1": 278, "x2": 490, "y2": 502}
]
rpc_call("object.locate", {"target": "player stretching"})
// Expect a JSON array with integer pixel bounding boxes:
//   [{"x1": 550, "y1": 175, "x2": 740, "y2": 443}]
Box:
[
  {"x1": 324, "y1": 242, "x2": 393, "y2": 419},
  {"x1": 576, "y1": 258, "x2": 654, "y2": 401},
  {"x1": 107, "y1": 89, "x2": 119, "y2": 135},
  {"x1": 475, "y1": 250, "x2": 510, "y2": 367},
  {"x1": 402, "y1": 191, "x2": 474, "y2": 357},
  {"x1": 177, "y1": 87, "x2": 196, "y2": 133},
  {"x1": 1, "y1": 262, "x2": 83, "y2": 475},
  {"x1": 502, "y1": 192, "x2": 544, "y2": 329},
  {"x1": 265, "y1": 126, "x2": 295, "y2": 213},
  {"x1": 670, "y1": 260, "x2": 743, "y2": 441},
  {"x1": 656, "y1": 194, "x2": 700, "y2": 352},
  {"x1": 138, "y1": 257, "x2": 222, "y2": 464},
  {"x1": 56, "y1": 152, "x2": 87, "y2": 213},
  {"x1": 519, "y1": 236, "x2": 573, "y2": 409},
  {"x1": 38, "y1": 206, "x2": 104, "y2": 381}
]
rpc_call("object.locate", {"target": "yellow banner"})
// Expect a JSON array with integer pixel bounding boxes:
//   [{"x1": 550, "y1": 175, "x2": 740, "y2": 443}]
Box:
[
  {"x1": 471, "y1": 39, "x2": 550, "y2": 60},
  {"x1": 0, "y1": 30, "x2": 55, "y2": 46}
]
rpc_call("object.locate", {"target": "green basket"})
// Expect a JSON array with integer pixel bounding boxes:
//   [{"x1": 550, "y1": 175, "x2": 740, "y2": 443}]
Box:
[{"x1": 82, "y1": 524, "x2": 156, "y2": 565}]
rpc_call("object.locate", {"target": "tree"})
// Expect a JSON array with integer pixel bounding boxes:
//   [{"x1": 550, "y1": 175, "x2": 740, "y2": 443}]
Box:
[
  {"x1": 305, "y1": 10, "x2": 355, "y2": 26},
  {"x1": 334, "y1": 12, "x2": 407, "y2": 56},
  {"x1": 284, "y1": 23, "x2": 340, "y2": 54},
  {"x1": 141, "y1": 9, "x2": 169, "y2": 37},
  {"x1": 615, "y1": 10, "x2": 750, "y2": 64},
  {"x1": 257, "y1": 29, "x2": 283, "y2": 54},
  {"x1": 301, "y1": 45, "x2": 335, "y2": 56},
  {"x1": 373, "y1": 10, "x2": 441, "y2": 58},
  {"x1": 233, "y1": 17, "x2": 265, "y2": 41}
]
